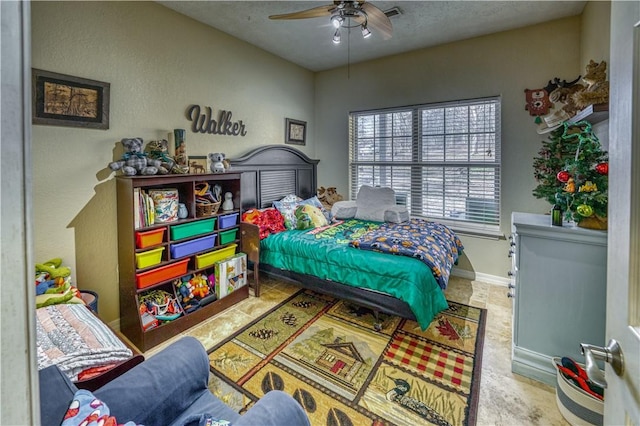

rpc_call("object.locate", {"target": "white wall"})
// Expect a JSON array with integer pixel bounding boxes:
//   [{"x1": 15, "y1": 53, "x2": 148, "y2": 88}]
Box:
[
  {"x1": 31, "y1": 1, "x2": 315, "y2": 322},
  {"x1": 314, "y1": 17, "x2": 585, "y2": 278}
]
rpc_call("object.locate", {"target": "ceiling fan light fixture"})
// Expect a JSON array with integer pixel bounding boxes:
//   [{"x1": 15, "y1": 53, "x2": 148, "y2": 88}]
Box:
[
  {"x1": 331, "y1": 14, "x2": 343, "y2": 28},
  {"x1": 361, "y1": 24, "x2": 372, "y2": 39},
  {"x1": 332, "y1": 28, "x2": 341, "y2": 44}
]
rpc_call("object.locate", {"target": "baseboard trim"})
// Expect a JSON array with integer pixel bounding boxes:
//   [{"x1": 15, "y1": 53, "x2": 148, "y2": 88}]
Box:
[
  {"x1": 512, "y1": 346, "x2": 557, "y2": 387},
  {"x1": 451, "y1": 268, "x2": 510, "y2": 287}
]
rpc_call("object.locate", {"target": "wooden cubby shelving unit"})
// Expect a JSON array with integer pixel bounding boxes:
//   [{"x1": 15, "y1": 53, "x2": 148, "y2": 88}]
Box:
[{"x1": 116, "y1": 172, "x2": 252, "y2": 352}]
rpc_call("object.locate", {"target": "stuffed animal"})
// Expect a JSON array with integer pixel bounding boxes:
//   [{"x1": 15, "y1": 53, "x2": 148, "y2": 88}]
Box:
[
  {"x1": 524, "y1": 88, "x2": 553, "y2": 117},
  {"x1": 573, "y1": 60, "x2": 609, "y2": 109},
  {"x1": 190, "y1": 274, "x2": 210, "y2": 299},
  {"x1": 109, "y1": 138, "x2": 167, "y2": 176},
  {"x1": 36, "y1": 257, "x2": 71, "y2": 280},
  {"x1": 145, "y1": 139, "x2": 188, "y2": 174},
  {"x1": 317, "y1": 186, "x2": 344, "y2": 210},
  {"x1": 551, "y1": 84, "x2": 585, "y2": 119},
  {"x1": 209, "y1": 152, "x2": 226, "y2": 173}
]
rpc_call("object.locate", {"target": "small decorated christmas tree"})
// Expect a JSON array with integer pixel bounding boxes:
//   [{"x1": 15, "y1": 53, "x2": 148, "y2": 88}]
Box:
[{"x1": 532, "y1": 121, "x2": 608, "y2": 229}]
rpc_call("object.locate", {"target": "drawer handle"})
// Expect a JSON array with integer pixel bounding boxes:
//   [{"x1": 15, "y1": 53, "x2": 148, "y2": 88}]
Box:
[
  {"x1": 508, "y1": 283, "x2": 515, "y2": 289},
  {"x1": 508, "y1": 249, "x2": 514, "y2": 258},
  {"x1": 507, "y1": 291, "x2": 515, "y2": 298},
  {"x1": 507, "y1": 271, "x2": 514, "y2": 277}
]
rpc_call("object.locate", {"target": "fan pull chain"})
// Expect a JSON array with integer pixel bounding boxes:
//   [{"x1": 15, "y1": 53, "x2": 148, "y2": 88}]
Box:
[{"x1": 347, "y1": 21, "x2": 351, "y2": 79}]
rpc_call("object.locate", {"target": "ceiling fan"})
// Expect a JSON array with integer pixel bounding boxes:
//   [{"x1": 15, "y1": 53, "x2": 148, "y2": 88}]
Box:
[{"x1": 269, "y1": 0, "x2": 393, "y2": 44}]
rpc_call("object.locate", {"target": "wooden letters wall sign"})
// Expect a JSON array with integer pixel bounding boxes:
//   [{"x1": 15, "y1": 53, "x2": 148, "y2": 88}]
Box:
[{"x1": 186, "y1": 105, "x2": 247, "y2": 137}]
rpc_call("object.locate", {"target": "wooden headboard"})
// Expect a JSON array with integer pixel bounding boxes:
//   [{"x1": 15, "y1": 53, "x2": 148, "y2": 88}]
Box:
[{"x1": 229, "y1": 145, "x2": 319, "y2": 210}]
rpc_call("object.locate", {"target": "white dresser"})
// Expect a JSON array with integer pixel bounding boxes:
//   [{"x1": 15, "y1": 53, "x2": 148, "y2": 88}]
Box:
[{"x1": 509, "y1": 212, "x2": 607, "y2": 386}]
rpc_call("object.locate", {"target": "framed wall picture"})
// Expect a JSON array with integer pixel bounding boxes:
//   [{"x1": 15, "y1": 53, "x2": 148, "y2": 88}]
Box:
[
  {"x1": 32, "y1": 68, "x2": 110, "y2": 129},
  {"x1": 285, "y1": 118, "x2": 306, "y2": 145},
  {"x1": 188, "y1": 155, "x2": 208, "y2": 174}
]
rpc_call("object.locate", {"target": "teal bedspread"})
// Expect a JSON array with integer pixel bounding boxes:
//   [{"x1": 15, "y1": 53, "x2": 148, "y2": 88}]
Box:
[{"x1": 259, "y1": 219, "x2": 451, "y2": 329}]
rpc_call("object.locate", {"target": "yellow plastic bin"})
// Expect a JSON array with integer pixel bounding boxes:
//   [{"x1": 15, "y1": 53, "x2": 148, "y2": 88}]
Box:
[
  {"x1": 195, "y1": 244, "x2": 237, "y2": 269},
  {"x1": 135, "y1": 247, "x2": 165, "y2": 269}
]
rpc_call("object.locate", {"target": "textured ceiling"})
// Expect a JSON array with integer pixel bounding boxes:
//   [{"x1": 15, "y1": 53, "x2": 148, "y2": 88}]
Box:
[{"x1": 157, "y1": 1, "x2": 587, "y2": 72}]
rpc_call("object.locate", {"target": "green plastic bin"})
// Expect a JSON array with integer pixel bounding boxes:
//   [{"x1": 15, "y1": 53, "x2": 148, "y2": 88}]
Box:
[
  {"x1": 170, "y1": 218, "x2": 216, "y2": 240},
  {"x1": 219, "y1": 228, "x2": 238, "y2": 245}
]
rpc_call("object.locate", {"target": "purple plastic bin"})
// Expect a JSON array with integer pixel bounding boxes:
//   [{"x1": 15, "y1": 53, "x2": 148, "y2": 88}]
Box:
[
  {"x1": 170, "y1": 234, "x2": 217, "y2": 259},
  {"x1": 219, "y1": 213, "x2": 239, "y2": 230}
]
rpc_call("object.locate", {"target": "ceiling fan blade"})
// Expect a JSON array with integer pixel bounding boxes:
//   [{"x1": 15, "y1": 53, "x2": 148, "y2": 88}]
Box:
[
  {"x1": 361, "y1": 2, "x2": 392, "y2": 39},
  {"x1": 269, "y1": 4, "x2": 335, "y2": 20}
]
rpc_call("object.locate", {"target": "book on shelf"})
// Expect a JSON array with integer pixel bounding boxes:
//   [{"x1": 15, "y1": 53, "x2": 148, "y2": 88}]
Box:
[
  {"x1": 134, "y1": 189, "x2": 156, "y2": 228},
  {"x1": 134, "y1": 188, "x2": 141, "y2": 229}
]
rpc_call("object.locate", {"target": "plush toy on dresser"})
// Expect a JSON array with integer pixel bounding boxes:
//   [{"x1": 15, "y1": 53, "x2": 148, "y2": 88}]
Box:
[{"x1": 109, "y1": 138, "x2": 168, "y2": 176}]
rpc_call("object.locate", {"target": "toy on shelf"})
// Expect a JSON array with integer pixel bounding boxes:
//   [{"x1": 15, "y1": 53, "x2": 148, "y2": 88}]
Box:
[
  {"x1": 145, "y1": 139, "x2": 189, "y2": 174},
  {"x1": 208, "y1": 152, "x2": 227, "y2": 174},
  {"x1": 109, "y1": 138, "x2": 168, "y2": 176},
  {"x1": 195, "y1": 182, "x2": 222, "y2": 217},
  {"x1": 139, "y1": 289, "x2": 182, "y2": 322},
  {"x1": 174, "y1": 273, "x2": 216, "y2": 313},
  {"x1": 572, "y1": 60, "x2": 609, "y2": 109}
]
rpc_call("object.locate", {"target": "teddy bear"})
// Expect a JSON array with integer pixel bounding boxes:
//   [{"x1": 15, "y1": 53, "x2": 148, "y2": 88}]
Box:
[
  {"x1": 209, "y1": 152, "x2": 226, "y2": 173},
  {"x1": 145, "y1": 139, "x2": 188, "y2": 174},
  {"x1": 572, "y1": 60, "x2": 609, "y2": 109},
  {"x1": 524, "y1": 88, "x2": 553, "y2": 117},
  {"x1": 109, "y1": 138, "x2": 168, "y2": 176},
  {"x1": 317, "y1": 186, "x2": 344, "y2": 210}
]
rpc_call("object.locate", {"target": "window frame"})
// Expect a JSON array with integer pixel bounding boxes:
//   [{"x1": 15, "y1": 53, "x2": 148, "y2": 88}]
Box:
[{"x1": 348, "y1": 96, "x2": 502, "y2": 237}]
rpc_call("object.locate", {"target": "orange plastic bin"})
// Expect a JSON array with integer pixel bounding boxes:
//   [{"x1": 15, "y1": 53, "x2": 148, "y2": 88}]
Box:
[{"x1": 135, "y1": 258, "x2": 189, "y2": 289}]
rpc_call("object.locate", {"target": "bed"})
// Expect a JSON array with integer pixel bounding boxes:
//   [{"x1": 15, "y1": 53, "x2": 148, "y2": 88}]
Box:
[{"x1": 230, "y1": 145, "x2": 463, "y2": 329}]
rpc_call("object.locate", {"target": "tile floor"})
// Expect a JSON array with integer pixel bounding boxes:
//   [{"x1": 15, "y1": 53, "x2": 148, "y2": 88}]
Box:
[{"x1": 147, "y1": 276, "x2": 569, "y2": 425}]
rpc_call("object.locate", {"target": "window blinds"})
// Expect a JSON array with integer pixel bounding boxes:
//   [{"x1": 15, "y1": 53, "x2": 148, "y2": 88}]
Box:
[{"x1": 349, "y1": 97, "x2": 501, "y2": 232}]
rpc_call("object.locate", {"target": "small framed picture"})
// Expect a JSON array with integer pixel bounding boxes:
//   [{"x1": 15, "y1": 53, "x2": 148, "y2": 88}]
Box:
[
  {"x1": 32, "y1": 68, "x2": 110, "y2": 129},
  {"x1": 188, "y1": 156, "x2": 208, "y2": 174},
  {"x1": 285, "y1": 118, "x2": 306, "y2": 145}
]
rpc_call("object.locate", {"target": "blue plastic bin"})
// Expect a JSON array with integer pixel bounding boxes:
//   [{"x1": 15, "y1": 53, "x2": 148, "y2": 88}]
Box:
[
  {"x1": 219, "y1": 213, "x2": 239, "y2": 229},
  {"x1": 170, "y1": 234, "x2": 217, "y2": 258}
]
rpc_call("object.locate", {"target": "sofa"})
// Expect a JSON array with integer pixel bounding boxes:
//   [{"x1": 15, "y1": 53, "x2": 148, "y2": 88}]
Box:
[{"x1": 40, "y1": 336, "x2": 310, "y2": 426}]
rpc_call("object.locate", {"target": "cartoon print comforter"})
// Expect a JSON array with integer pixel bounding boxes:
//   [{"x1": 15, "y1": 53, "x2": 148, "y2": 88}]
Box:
[{"x1": 349, "y1": 218, "x2": 464, "y2": 290}]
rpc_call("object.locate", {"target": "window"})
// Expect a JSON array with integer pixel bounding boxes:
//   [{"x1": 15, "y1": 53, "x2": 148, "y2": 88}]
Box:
[{"x1": 349, "y1": 97, "x2": 501, "y2": 234}]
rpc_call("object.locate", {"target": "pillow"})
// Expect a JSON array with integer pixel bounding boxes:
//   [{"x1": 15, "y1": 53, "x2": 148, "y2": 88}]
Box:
[
  {"x1": 331, "y1": 200, "x2": 357, "y2": 219},
  {"x1": 299, "y1": 195, "x2": 332, "y2": 222},
  {"x1": 272, "y1": 194, "x2": 303, "y2": 229},
  {"x1": 384, "y1": 205, "x2": 409, "y2": 223},
  {"x1": 61, "y1": 389, "x2": 141, "y2": 426},
  {"x1": 242, "y1": 208, "x2": 286, "y2": 239},
  {"x1": 354, "y1": 185, "x2": 397, "y2": 222},
  {"x1": 295, "y1": 204, "x2": 329, "y2": 230}
]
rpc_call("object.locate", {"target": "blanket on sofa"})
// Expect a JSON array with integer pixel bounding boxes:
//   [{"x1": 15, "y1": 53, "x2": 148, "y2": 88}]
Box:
[{"x1": 36, "y1": 304, "x2": 133, "y2": 381}]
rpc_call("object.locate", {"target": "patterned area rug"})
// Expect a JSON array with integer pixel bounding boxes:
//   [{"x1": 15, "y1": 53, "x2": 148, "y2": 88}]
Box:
[{"x1": 207, "y1": 289, "x2": 486, "y2": 426}]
